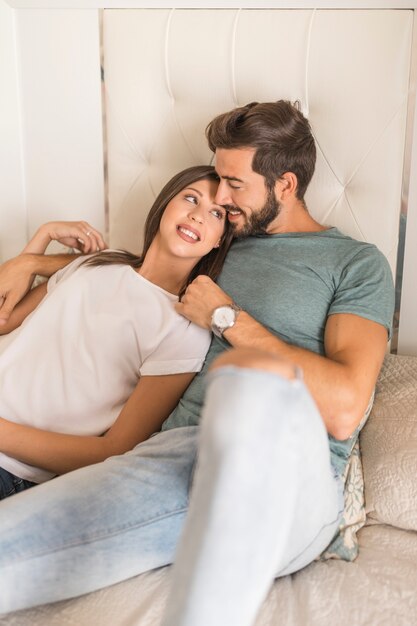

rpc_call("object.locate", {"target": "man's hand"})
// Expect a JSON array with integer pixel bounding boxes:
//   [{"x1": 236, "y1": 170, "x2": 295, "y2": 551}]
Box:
[
  {"x1": 22, "y1": 221, "x2": 107, "y2": 255},
  {"x1": 175, "y1": 275, "x2": 233, "y2": 329},
  {"x1": 0, "y1": 255, "x2": 37, "y2": 327}
]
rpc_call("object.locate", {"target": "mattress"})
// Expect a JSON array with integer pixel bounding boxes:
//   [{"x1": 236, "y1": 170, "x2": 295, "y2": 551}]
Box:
[
  {"x1": 1, "y1": 525, "x2": 416, "y2": 626},
  {"x1": 1, "y1": 354, "x2": 416, "y2": 626}
]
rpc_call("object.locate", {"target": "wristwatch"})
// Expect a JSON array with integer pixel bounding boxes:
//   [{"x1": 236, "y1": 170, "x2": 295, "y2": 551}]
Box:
[{"x1": 211, "y1": 303, "x2": 241, "y2": 338}]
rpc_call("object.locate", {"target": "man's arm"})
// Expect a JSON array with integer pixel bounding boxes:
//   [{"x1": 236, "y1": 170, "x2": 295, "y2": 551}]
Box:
[
  {"x1": 175, "y1": 276, "x2": 388, "y2": 440},
  {"x1": 0, "y1": 281, "x2": 48, "y2": 335},
  {"x1": 0, "y1": 220, "x2": 107, "y2": 327},
  {"x1": 0, "y1": 253, "x2": 77, "y2": 327}
]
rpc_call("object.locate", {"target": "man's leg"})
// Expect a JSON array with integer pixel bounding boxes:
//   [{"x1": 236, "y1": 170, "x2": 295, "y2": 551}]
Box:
[
  {"x1": 0, "y1": 427, "x2": 199, "y2": 614},
  {"x1": 162, "y1": 349, "x2": 344, "y2": 626}
]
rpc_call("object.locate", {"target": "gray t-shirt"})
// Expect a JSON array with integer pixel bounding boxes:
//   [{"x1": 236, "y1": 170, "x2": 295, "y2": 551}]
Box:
[{"x1": 163, "y1": 228, "x2": 395, "y2": 472}]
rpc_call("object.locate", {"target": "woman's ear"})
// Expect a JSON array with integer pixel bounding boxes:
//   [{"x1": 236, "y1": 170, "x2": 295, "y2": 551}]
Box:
[{"x1": 214, "y1": 238, "x2": 221, "y2": 249}]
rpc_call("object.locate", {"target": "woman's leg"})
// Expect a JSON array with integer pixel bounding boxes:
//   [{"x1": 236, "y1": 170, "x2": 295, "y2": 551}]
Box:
[
  {"x1": 0, "y1": 466, "x2": 36, "y2": 500},
  {"x1": 162, "y1": 351, "x2": 344, "y2": 626},
  {"x1": 0, "y1": 426, "x2": 199, "y2": 613}
]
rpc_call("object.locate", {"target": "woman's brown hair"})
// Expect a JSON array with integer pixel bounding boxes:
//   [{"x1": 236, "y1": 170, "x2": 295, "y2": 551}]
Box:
[{"x1": 83, "y1": 165, "x2": 233, "y2": 296}]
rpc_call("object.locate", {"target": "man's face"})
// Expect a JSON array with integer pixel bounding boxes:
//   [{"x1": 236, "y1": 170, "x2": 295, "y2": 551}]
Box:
[{"x1": 214, "y1": 148, "x2": 281, "y2": 237}]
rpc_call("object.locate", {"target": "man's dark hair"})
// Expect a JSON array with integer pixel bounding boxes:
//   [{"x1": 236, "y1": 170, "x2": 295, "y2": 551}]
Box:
[{"x1": 206, "y1": 101, "x2": 316, "y2": 200}]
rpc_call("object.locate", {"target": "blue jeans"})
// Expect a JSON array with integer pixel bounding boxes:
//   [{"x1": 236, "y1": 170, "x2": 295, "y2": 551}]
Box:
[
  {"x1": 0, "y1": 467, "x2": 36, "y2": 500},
  {"x1": 0, "y1": 366, "x2": 343, "y2": 625}
]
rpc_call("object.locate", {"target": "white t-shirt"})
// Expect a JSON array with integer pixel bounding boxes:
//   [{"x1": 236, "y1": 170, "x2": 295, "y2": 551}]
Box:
[{"x1": 0, "y1": 257, "x2": 211, "y2": 483}]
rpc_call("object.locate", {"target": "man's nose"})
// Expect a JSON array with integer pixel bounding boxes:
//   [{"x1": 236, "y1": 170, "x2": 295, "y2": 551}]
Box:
[{"x1": 215, "y1": 181, "x2": 232, "y2": 206}]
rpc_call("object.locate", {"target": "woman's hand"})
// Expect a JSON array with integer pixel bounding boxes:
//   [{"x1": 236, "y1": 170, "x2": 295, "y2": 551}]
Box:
[{"x1": 22, "y1": 221, "x2": 108, "y2": 255}]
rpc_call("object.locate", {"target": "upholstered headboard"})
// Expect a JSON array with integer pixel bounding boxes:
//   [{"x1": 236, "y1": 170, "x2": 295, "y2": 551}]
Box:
[
  {"x1": 103, "y1": 7, "x2": 412, "y2": 282},
  {"x1": 2, "y1": 2, "x2": 417, "y2": 353}
]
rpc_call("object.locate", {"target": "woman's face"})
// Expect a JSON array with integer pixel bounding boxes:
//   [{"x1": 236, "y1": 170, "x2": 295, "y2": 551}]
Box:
[{"x1": 158, "y1": 178, "x2": 226, "y2": 260}]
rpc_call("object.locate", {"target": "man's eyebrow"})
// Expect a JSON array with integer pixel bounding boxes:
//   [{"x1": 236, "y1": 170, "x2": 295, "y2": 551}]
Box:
[{"x1": 220, "y1": 175, "x2": 245, "y2": 183}]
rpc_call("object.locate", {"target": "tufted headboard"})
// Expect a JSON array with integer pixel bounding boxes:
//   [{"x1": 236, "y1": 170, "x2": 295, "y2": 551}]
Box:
[
  {"x1": 2, "y1": 2, "x2": 417, "y2": 353},
  {"x1": 103, "y1": 7, "x2": 412, "y2": 284}
]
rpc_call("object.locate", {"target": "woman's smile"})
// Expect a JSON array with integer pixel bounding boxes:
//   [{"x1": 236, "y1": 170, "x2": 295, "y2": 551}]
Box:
[
  {"x1": 158, "y1": 178, "x2": 226, "y2": 258},
  {"x1": 176, "y1": 224, "x2": 201, "y2": 243}
]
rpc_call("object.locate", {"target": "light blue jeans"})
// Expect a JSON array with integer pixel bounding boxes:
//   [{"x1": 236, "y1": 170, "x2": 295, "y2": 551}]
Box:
[{"x1": 0, "y1": 367, "x2": 343, "y2": 625}]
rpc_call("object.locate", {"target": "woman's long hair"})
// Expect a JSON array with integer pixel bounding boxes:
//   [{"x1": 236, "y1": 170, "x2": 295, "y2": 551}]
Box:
[{"x1": 84, "y1": 165, "x2": 233, "y2": 296}]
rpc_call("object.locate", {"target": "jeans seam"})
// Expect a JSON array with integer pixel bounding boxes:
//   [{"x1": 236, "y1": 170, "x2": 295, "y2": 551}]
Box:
[
  {"x1": 7, "y1": 505, "x2": 190, "y2": 565},
  {"x1": 279, "y1": 507, "x2": 344, "y2": 574},
  {"x1": 5, "y1": 485, "x2": 17, "y2": 497}
]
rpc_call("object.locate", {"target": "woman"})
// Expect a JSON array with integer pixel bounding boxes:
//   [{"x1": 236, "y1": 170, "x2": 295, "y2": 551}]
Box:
[{"x1": 0, "y1": 165, "x2": 233, "y2": 499}]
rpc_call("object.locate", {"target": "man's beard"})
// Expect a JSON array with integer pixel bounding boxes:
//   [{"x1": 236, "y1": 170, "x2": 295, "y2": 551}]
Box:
[{"x1": 230, "y1": 190, "x2": 281, "y2": 238}]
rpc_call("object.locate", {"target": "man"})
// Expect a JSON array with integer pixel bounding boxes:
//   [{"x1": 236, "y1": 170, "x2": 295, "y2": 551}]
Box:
[{"x1": 0, "y1": 101, "x2": 394, "y2": 626}]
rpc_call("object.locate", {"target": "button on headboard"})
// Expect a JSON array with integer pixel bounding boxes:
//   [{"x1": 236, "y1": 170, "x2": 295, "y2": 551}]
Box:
[{"x1": 103, "y1": 8, "x2": 413, "y2": 278}]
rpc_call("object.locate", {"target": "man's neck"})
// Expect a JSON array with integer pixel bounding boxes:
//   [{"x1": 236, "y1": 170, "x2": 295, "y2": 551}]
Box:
[{"x1": 266, "y1": 199, "x2": 327, "y2": 235}]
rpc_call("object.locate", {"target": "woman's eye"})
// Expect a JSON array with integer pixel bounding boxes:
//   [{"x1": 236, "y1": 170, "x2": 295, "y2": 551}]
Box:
[
  {"x1": 210, "y1": 209, "x2": 224, "y2": 220},
  {"x1": 184, "y1": 194, "x2": 198, "y2": 204}
]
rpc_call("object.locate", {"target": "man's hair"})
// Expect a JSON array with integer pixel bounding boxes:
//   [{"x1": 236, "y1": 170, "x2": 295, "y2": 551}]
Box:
[{"x1": 206, "y1": 101, "x2": 316, "y2": 200}]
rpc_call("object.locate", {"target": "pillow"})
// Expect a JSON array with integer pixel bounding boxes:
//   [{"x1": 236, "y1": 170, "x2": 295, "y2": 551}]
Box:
[
  {"x1": 361, "y1": 354, "x2": 417, "y2": 531},
  {"x1": 319, "y1": 438, "x2": 366, "y2": 561}
]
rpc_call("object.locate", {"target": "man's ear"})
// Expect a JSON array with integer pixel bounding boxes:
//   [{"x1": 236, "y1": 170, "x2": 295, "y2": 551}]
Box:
[{"x1": 275, "y1": 172, "x2": 297, "y2": 199}]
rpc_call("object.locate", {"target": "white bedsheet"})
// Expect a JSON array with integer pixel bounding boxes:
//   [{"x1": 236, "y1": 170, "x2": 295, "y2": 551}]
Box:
[
  {"x1": 1, "y1": 525, "x2": 416, "y2": 626},
  {"x1": 1, "y1": 354, "x2": 417, "y2": 626}
]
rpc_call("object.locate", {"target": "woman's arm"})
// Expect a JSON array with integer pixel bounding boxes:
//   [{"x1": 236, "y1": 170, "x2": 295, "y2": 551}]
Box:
[
  {"x1": 22, "y1": 221, "x2": 107, "y2": 255},
  {"x1": 0, "y1": 372, "x2": 195, "y2": 475}
]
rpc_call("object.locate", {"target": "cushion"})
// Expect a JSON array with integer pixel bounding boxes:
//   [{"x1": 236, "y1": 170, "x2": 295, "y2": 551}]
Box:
[
  {"x1": 361, "y1": 354, "x2": 417, "y2": 530},
  {"x1": 319, "y1": 439, "x2": 366, "y2": 561}
]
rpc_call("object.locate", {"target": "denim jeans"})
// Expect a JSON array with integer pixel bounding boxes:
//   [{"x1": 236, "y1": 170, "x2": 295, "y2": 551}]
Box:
[
  {"x1": 0, "y1": 366, "x2": 343, "y2": 625},
  {"x1": 0, "y1": 467, "x2": 36, "y2": 500}
]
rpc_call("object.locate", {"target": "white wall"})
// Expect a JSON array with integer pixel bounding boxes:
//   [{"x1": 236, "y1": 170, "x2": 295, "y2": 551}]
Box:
[
  {"x1": 16, "y1": 9, "x2": 106, "y2": 242},
  {"x1": 0, "y1": 4, "x2": 106, "y2": 263},
  {"x1": 399, "y1": 190, "x2": 417, "y2": 355},
  {"x1": 0, "y1": 0, "x2": 27, "y2": 261},
  {"x1": 6, "y1": 1, "x2": 417, "y2": 8},
  {"x1": 397, "y1": 9, "x2": 417, "y2": 356}
]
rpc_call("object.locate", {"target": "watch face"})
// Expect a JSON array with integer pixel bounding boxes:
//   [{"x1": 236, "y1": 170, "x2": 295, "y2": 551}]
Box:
[
  {"x1": 215, "y1": 306, "x2": 235, "y2": 327},
  {"x1": 211, "y1": 305, "x2": 240, "y2": 338}
]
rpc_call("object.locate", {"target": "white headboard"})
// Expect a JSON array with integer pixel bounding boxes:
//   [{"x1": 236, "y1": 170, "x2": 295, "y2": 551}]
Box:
[
  {"x1": 1, "y1": 2, "x2": 417, "y2": 354},
  {"x1": 103, "y1": 8, "x2": 412, "y2": 281}
]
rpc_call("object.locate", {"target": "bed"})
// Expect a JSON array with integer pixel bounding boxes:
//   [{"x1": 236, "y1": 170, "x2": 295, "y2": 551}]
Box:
[
  {"x1": 1, "y1": 354, "x2": 416, "y2": 625},
  {"x1": 1, "y1": 5, "x2": 417, "y2": 625}
]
